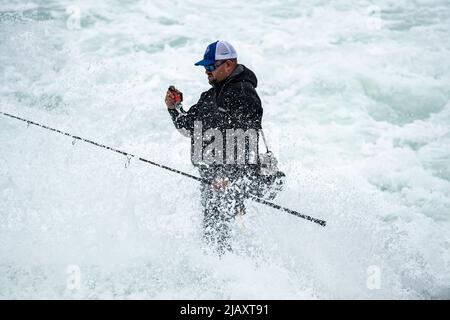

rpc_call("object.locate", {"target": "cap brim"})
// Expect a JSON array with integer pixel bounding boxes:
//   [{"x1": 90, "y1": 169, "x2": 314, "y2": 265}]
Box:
[{"x1": 194, "y1": 59, "x2": 215, "y2": 66}]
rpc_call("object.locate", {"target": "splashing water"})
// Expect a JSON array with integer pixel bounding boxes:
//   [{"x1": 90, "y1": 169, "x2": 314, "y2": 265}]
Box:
[{"x1": 1, "y1": 0, "x2": 450, "y2": 299}]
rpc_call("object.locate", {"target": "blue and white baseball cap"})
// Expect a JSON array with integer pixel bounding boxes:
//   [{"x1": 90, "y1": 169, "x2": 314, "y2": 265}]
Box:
[{"x1": 194, "y1": 40, "x2": 238, "y2": 66}]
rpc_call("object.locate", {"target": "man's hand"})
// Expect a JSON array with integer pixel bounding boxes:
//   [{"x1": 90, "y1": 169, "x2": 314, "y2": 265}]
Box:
[
  {"x1": 165, "y1": 86, "x2": 183, "y2": 109},
  {"x1": 212, "y1": 177, "x2": 230, "y2": 192}
]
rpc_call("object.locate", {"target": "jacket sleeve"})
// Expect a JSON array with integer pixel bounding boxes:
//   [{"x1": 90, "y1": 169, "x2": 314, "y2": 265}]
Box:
[{"x1": 167, "y1": 104, "x2": 199, "y2": 136}]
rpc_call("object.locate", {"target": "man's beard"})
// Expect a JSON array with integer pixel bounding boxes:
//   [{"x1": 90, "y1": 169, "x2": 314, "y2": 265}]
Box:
[{"x1": 208, "y1": 75, "x2": 216, "y2": 85}]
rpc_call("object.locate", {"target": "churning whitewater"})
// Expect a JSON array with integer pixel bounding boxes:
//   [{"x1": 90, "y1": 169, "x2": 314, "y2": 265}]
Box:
[{"x1": 1, "y1": 0, "x2": 450, "y2": 299}]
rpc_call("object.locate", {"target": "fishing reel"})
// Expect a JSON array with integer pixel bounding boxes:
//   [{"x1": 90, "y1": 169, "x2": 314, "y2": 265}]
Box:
[{"x1": 168, "y1": 85, "x2": 183, "y2": 112}]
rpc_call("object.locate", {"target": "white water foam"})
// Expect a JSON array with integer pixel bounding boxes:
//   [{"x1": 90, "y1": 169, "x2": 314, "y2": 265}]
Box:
[{"x1": 1, "y1": 0, "x2": 449, "y2": 299}]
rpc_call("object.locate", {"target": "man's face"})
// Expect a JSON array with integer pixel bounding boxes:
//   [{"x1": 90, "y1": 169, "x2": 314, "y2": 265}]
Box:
[{"x1": 205, "y1": 60, "x2": 233, "y2": 85}]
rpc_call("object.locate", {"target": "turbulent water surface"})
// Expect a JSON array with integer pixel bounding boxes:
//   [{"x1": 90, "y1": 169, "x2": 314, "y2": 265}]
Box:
[{"x1": 1, "y1": 0, "x2": 450, "y2": 299}]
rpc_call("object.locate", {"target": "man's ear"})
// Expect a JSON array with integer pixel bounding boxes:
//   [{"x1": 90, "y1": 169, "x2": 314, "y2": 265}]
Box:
[{"x1": 226, "y1": 60, "x2": 234, "y2": 71}]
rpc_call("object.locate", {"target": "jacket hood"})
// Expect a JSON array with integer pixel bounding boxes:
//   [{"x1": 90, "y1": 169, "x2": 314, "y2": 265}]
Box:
[
  {"x1": 229, "y1": 64, "x2": 258, "y2": 88},
  {"x1": 213, "y1": 64, "x2": 258, "y2": 89}
]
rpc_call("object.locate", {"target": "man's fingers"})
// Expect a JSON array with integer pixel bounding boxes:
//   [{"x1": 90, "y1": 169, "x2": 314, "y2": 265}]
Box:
[
  {"x1": 165, "y1": 91, "x2": 174, "y2": 100},
  {"x1": 165, "y1": 90, "x2": 176, "y2": 108}
]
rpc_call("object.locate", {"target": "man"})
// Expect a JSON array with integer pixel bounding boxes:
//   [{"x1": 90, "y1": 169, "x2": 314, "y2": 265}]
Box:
[{"x1": 165, "y1": 40, "x2": 263, "y2": 254}]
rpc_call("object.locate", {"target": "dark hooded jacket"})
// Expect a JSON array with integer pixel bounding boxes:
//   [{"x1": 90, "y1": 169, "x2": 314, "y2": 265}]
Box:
[{"x1": 168, "y1": 64, "x2": 263, "y2": 174}]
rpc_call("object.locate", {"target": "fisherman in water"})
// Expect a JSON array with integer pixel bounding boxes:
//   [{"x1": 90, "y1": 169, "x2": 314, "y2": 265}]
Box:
[{"x1": 165, "y1": 40, "x2": 263, "y2": 254}]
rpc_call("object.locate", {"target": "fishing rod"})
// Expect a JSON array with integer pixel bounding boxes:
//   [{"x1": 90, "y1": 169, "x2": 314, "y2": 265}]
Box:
[{"x1": 0, "y1": 111, "x2": 327, "y2": 227}]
